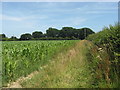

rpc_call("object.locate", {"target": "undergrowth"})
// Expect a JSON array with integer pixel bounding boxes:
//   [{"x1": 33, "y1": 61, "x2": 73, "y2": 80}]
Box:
[{"x1": 86, "y1": 23, "x2": 120, "y2": 88}]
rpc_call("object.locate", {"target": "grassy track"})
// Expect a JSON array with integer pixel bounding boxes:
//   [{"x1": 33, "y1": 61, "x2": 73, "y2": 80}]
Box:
[{"x1": 20, "y1": 40, "x2": 94, "y2": 88}]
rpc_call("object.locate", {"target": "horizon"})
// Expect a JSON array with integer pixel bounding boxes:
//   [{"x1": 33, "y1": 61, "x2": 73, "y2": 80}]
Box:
[{"x1": 1, "y1": 2, "x2": 118, "y2": 38}]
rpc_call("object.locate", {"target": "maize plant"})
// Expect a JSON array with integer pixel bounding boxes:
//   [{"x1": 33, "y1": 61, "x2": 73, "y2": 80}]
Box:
[{"x1": 2, "y1": 40, "x2": 78, "y2": 86}]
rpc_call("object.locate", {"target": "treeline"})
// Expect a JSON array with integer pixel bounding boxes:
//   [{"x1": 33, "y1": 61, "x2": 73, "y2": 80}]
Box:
[
  {"x1": 0, "y1": 27, "x2": 95, "y2": 41},
  {"x1": 86, "y1": 23, "x2": 120, "y2": 87}
]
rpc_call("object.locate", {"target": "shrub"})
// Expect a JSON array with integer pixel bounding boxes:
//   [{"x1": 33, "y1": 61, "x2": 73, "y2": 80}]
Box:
[{"x1": 86, "y1": 23, "x2": 120, "y2": 87}]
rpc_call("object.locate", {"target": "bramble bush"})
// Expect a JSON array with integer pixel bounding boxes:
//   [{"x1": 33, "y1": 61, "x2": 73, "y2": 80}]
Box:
[{"x1": 86, "y1": 23, "x2": 120, "y2": 87}]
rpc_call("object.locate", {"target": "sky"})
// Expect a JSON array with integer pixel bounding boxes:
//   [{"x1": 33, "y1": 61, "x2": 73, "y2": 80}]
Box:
[{"x1": 0, "y1": 2, "x2": 118, "y2": 38}]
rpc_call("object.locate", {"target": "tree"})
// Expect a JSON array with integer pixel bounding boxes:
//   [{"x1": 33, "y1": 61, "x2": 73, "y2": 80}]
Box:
[
  {"x1": 46, "y1": 27, "x2": 60, "y2": 37},
  {"x1": 32, "y1": 31, "x2": 43, "y2": 39},
  {"x1": 0, "y1": 34, "x2": 7, "y2": 41},
  {"x1": 0, "y1": 34, "x2": 6, "y2": 38},
  {"x1": 59, "y1": 27, "x2": 76, "y2": 38},
  {"x1": 76, "y1": 28, "x2": 95, "y2": 40},
  {"x1": 20, "y1": 33, "x2": 32, "y2": 40},
  {"x1": 81, "y1": 28, "x2": 95, "y2": 39},
  {"x1": 2, "y1": 27, "x2": 95, "y2": 41},
  {"x1": 10, "y1": 36, "x2": 18, "y2": 41}
]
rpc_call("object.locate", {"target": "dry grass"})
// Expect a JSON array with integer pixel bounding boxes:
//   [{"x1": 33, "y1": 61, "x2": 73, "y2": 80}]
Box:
[{"x1": 20, "y1": 40, "x2": 94, "y2": 88}]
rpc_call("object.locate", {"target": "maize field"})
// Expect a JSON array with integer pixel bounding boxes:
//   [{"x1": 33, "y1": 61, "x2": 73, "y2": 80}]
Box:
[{"x1": 2, "y1": 40, "x2": 78, "y2": 86}]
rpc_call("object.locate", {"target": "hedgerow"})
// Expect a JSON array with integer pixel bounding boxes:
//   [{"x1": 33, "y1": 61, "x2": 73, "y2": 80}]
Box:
[{"x1": 86, "y1": 23, "x2": 120, "y2": 87}]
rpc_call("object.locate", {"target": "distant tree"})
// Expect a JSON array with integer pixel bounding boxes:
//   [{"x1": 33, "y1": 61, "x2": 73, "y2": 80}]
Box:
[
  {"x1": 75, "y1": 29, "x2": 83, "y2": 39},
  {"x1": 0, "y1": 34, "x2": 6, "y2": 38},
  {"x1": 2, "y1": 27, "x2": 95, "y2": 41},
  {"x1": 32, "y1": 31, "x2": 43, "y2": 39},
  {"x1": 81, "y1": 28, "x2": 95, "y2": 39},
  {"x1": 59, "y1": 27, "x2": 76, "y2": 38},
  {"x1": 42, "y1": 34, "x2": 47, "y2": 37},
  {"x1": 20, "y1": 33, "x2": 32, "y2": 40},
  {"x1": 0, "y1": 34, "x2": 7, "y2": 41},
  {"x1": 85, "y1": 28, "x2": 95, "y2": 35},
  {"x1": 46, "y1": 27, "x2": 60, "y2": 37},
  {"x1": 10, "y1": 36, "x2": 18, "y2": 41},
  {"x1": 72, "y1": 29, "x2": 80, "y2": 39}
]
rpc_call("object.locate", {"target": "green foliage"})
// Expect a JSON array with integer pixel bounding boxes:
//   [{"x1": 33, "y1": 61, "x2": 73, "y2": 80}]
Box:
[
  {"x1": 59, "y1": 27, "x2": 95, "y2": 39},
  {"x1": 0, "y1": 34, "x2": 6, "y2": 38},
  {"x1": 2, "y1": 40, "x2": 78, "y2": 86},
  {"x1": 0, "y1": 34, "x2": 7, "y2": 41},
  {"x1": 1, "y1": 27, "x2": 95, "y2": 41},
  {"x1": 86, "y1": 23, "x2": 120, "y2": 87},
  {"x1": 46, "y1": 27, "x2": 60, "y2": 37},
  {"x1": 9, "y1": 36, "x2": 18, "y2": 41},
  {"x1": 21, "y1": 40, "x2": 94, "y2": 88},
  {"x1": 20, "y1": 33, "x2": 32, "y2": 40},
  {"x1": 32, "y1": 31, "x2": 43, "y2": 39}
]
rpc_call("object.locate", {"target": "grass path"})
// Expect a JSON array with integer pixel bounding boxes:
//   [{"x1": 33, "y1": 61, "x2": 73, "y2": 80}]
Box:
[
  {"x1": 8, "y1": 40, "x2": 94, "y2": 88},
  {"x1": 20, "y1": 40, "x2": 94, "y2": 88}
]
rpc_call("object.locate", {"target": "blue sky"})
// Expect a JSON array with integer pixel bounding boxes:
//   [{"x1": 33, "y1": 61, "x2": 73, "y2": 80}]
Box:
[{"x1": 1, "y1": 2, "x2": 118, "y2": 38}]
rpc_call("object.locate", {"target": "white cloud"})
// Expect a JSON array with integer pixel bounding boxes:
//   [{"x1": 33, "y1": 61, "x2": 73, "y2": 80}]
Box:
[
  {"x1": 76, "y1": 2, "x2": 117, "y2": 14},
  {"x1": 1, "y1": 15, "x2": 23, "y2": 21},
  {"x1": 49, "y1": 17, "x2": 87, "y2": 27},
  {"x1": 0, "y1": 14, "x2": 48, "y2": 21},
  {"x1": 70, "y1": 17, "x2": 87, "y2": 26}
]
